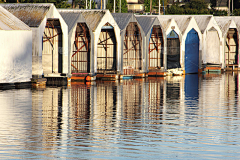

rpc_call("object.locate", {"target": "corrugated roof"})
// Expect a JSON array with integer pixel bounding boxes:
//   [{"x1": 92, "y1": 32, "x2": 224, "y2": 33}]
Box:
[
  {"x1": 167, "y1": 15, "x2": 192, "y2": 35},
  {"x1": 0, "y1": 6, "x2": 30, "y2": 30},
  {"x1": 231, "y1": 17, "x2": 240, "y2": 32},
  {"x1": 59, "y1": 10, "x2": 83, "y2": 33},
  {"x1": 112, "y1": 13, "x2": 133, "y2": 31},
  {"x1": 0, "y1": 3, "x2": 51, "y2": 27},
  {"x1": 157, "y1": 17, "x2": 172, "y2": 31},
  {"x1": 130, "y1": 15, "x2": 172, "y2": 31},
  {"x1": 79, "y1": 10, "x2": 106, "y2": 31},
  {"x1": 194, "y1": 15, "x2": 213, "y2": 33},
  {"x1": 59, "y1": 9, "x2": 107, "y2": 32},
  {"x1": 215, "y1": 17, "x2": 232, "y2": 36},
  {"x1": 135, "y1": 16, "x2": 157, "y2": 35}
]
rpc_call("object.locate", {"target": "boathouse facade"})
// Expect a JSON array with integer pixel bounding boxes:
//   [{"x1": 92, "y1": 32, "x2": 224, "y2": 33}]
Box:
[
  {"x1": 135, "y1": 16, "x2": 167, "y2": 75},
  {"x1": 215, "y1": 17, "x2": 239, "y2": 70},
  {"x1": 0, "y1": 6, "x2": 32, "y2": 83},
  {"x1": 58, "y1": 10, "x2": 94, "y2": 81},
  {"x1": 194, "y1": 15, "x2": 223, "y2": 69},
  {"x1": 112, "y1": 13, "x2": 145, "y2": 77},
  {"x1": 71, "y1": 10, "x2": 121, "y2": 79},
  {"x1": 170, "y1": 15, "x2": 202, "y2": 74},
  {"x1": 155, "y1": 17, "x2": 183, "y2": 71}
]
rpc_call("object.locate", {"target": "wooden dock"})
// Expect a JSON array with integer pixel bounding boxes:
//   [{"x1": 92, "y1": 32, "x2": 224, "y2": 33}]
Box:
[
  {"x1": 44, "y1": 73, "x2": 70, "y2": 86},
  {"x1": 71, "y1": 73, "x2": 96, "y2": 82},
  {"x1": 148, "y1": 70, "x2": 167, "y2": 77},
  {"x1": 201, "y1": 64, "x2": 222, "y2": 73},
  {"x1": 225, "y1": 64, "x2": 240, "y2": 71},
  {"x1": 31, "y1": 78, "x2": 47, "y2": 88},
  {"x1": 96, "y1": 74, "x2": 120, "y2": 81}
]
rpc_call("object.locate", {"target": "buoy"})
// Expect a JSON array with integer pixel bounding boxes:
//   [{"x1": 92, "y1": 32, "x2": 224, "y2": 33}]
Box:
[{"x1": 86, "y1": 76, "x2": 91, "y2": 81}]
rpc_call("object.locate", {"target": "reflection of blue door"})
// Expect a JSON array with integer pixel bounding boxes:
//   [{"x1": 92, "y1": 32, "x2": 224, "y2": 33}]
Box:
[
  {"x1": 185, "y1": 74, "x2": 199, "y2": 100},
  {"x1": 185, "y1": 29, "x2": 199, "y2": 74}
]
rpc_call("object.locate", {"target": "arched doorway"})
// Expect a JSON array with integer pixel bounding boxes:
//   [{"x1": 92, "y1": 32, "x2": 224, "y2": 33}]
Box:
[
  {"x1": 148, "y1": 25, "x2": 164, "y2": 69},
  {"x1": 167, "y1": 30, "x2": 180, "y2": 69},
  {"x1": 206, "y1": 27, "x2": 220, "y2": 64},
  {"x1": 97, "y1": 23, "x2": 117, "y2": 74},
  {"x1": 185, "y1": 29, "x2": 199, "y2": 74},
  {"x1": 42, "y1": 19, "x2": 62, "y2": 74},
  {"x1": 71, "y1": 23, "x2": 90, "y2": 74},
  {"x1": 123, "y1": 22, "x2": 142, "y2": 75},
  {"x1": 225, "y1": 28, "x2": 238, "y2": 67}
]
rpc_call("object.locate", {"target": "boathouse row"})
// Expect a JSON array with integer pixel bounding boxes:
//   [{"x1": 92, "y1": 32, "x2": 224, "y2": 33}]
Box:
[
  {"x1": 59, "y1": 9, "x2": 121, "y2": 80},
  {"x1": 0, "y1": 6, "x2": 32, "y2": 83},
  {"x1": 0, "y1": 3, "x2": 69, "y2": 79},
  {"x1": 135, "y1": 16, "x2": 167, "y2": 75},
  {"x1": 112, "y1": 13, "x2": 146, "y2": 77}
]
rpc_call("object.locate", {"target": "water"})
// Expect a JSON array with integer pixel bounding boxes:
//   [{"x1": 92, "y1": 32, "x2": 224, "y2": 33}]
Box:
[{"x1": 0, "y1": 73, "x2": 240, "y2": 159}]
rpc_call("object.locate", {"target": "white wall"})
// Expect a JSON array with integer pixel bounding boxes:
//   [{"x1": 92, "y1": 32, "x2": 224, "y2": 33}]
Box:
[
  {"x1": 0, "y1": 30, "x2": 32, "y2": 83},
  {"x1": 202, "y1": 18, "x2": 223, "y2": 67},
  {"x1": 94, "y1": 11, "x2": 121, "y2": 74}
]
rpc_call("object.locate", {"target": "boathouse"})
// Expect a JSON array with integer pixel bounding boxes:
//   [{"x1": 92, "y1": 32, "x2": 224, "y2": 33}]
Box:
[
  {"x1": 194, "y1": 15, "x2": 223, "y2": 72},
  {"x1": 0, "y1": 6, "x2": 32, "y2": 84},
  {"x1": 154, "y1": 16, "x2": 183, "y2": 72},
  {"x1": 170, "y1": 15, "x2": 202, "y2": 74},
  {"x1": 215, "y1": 17, "x2": 239, "y2": 70},
  {"x1": 70, "y1": 10, "x2": 121, "y2": 80},
  {"x1": 112, "y1": 13, "x2": 145, "y2": 78},
  {"x1": 1, "y1": 4, "x2": 69, "y2": 81},
  {"x1": 135, "y1": 16, "x2": 167, "y2": 76},
  {"x1": 58, "y1": 10, "x2": 94, "y2": 81},
  {"x1": 59, "y1": 10, "x2": 120, "y2": 81}
]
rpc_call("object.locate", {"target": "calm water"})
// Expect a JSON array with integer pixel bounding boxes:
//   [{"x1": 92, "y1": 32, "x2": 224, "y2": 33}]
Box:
[{"x1": 0, "y1": 73, "x2": 240, "y2": 159}]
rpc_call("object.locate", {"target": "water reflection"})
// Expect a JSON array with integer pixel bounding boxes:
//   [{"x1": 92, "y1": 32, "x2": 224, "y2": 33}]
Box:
[{"x1": 0, "y1": 73, "x2": 240, "y2": 159}]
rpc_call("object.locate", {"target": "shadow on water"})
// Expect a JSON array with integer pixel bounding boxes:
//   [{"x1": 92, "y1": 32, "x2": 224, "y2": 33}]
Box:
[{"x1": 0, "y1": 72, "x2": 240, "y2": 159}]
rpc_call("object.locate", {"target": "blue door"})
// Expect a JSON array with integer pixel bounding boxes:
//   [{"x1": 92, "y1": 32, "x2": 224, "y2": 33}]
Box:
[{"x1": 185, "y1": 29, "x2": 199, "y2": 74}]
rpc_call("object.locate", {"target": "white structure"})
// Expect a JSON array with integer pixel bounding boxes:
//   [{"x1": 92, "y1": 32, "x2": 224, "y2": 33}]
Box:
[
  {"x1": 215, "y1": 17, "x2": 239, "y2": 69},
  {"x1": 112, "y1": 13, "x2": 145, "y2": 76},
  {"x1": 1, "y1": 4, "x2": 68, "y2": 78},
  {"x1": 148, "y1": 16, "x2": 183, "y2": 70},
  {"x1": 135, "y1": 16, "x2": 167, "y2": 72},
  {"x1": 59, "y1": 10, "x2": 120, "y2": 76},
  {"x1": 58, "y1": 9, "x2": 94, "y2": 77},
  {"x1": 194, "y1": 15, "x2": 223, "y2": 68},
  {"x1": 169, "y1": 15, "x2": 202, "y2": 73},
  {"x1": 0, "y1": 6, "x2": 32, "y2": 83}
]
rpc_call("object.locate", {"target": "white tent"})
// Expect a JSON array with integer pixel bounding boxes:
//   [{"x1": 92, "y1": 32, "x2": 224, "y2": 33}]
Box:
[{"x1": 0, "y1": 6, "x2": 32, "y2": 83}]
